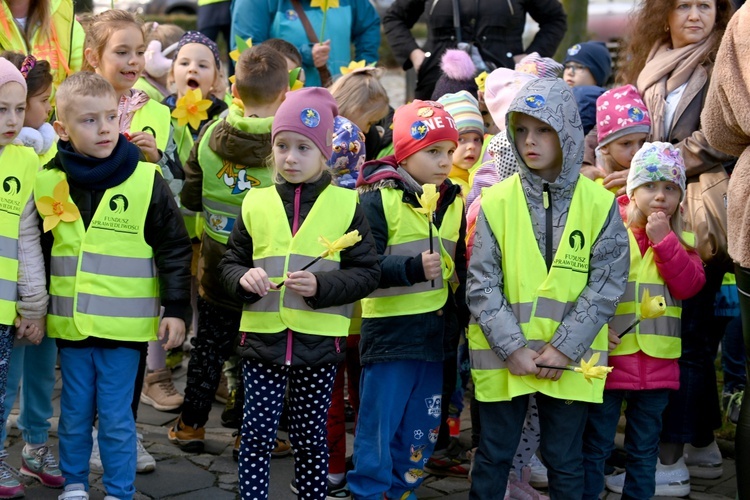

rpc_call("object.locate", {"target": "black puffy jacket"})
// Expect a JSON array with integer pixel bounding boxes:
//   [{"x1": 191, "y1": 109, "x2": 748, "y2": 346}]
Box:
[
  {"x1": 218, "y1": 171, "x2": 380, "y2": 367},
  {"x1": 383, "y1": 0, "x2": 567, "y2": 99}
]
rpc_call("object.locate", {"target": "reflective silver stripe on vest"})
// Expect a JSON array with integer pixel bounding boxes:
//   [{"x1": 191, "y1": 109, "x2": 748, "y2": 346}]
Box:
[
  {"x1": 0, "y1": 278, "x2": 17, "y2": 301},
  {"x1": 287, "y1": 254, "x2": 338, "y2": 274},
  {"x1": 368, "y1": 276, "x2": 444, "y2": 298},
  {"x1": 634, "y1": 316, "x2": 681, "y2": 338},
  {"x1": 49, "y1": 295, "x2": 74, "y2": 317},
  {"x1": 442, "y1": 239, "x2": 457, "y2": 260},
  {"x1": 253, "y1": 256, "x2": 286, "y2": 278},
  {"x1": 609, "y1": 313, "x2": 635, "y2": 334},
  {"x1": 621, "y1": 282, "x2": 636, "y2": 302},
  {"x1": 639, "y1": 284, "x2": 676, "y2": 307},
  {"x1": 50, "y1": 256, "x2": 78, "y2": 277},
  {"x1": 80, "y1": 252, "x2": 156, "y2": 278},
  {"x1": 512, "y1": 302, "x2": 533, "y2": 325},
  {"x1": 381, "y1": 237, "x2": 438, "y2": 257},
  {"x1": 0, "y1": 235, "x2": 18, "y2": 260},
  {"x1": 533, "y1": 297, "x2": 576, "y2": 322},
  {"x1": 284, "y1": 289, "x2": 353, "y2": 318},
  {"x1": 244, "y1": 291, "x2": 281, "y2": 313},
  {"x1": 202, "y1": 197, "x2": 241, "y2": 218},
  {"x1": 470, "y1": 340, "x2": 608, "y2": 370},
  {"x1": 77, "y1": 293, "x2": 159, "y2": 318}
]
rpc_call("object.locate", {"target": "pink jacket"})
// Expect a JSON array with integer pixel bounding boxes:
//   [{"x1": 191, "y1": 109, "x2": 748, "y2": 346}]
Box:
[{"x1": 606, "y1": 196, "x2": 706, "y2": 390}]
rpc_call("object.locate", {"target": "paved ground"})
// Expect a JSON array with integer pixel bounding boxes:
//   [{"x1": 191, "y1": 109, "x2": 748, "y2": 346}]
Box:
[{"x1": 2, "y1": 354, "x2": 739, "y2": 500}]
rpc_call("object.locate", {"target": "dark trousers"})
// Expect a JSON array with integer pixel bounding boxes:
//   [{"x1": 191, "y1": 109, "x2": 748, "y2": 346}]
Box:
[
  {"x1": 470, "y1": 392, "x2": 588, "y2": 500},
  {"x1": 734, "y1": 264, "x2": 750, "y2": 499},
  {"x1": 582, "y1": 389, "x2": 670, "y2": 500}
]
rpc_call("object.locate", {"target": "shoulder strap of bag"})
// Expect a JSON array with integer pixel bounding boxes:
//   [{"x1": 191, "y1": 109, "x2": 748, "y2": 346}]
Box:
[{"x1": 289, "y1": 0, "x2": 333, "y2": 86}]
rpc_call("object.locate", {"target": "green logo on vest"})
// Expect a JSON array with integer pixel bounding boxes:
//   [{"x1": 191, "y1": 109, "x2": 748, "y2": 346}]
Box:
[
  {"x1": 109, "y1": 195, "x2": 129, "y2": 214},
  {"x1": 2, "y1": 176, "x2": 20, "y2": 196},
  {"x1": 569, "y1": 230, "x2": 585, "y2": 252}
]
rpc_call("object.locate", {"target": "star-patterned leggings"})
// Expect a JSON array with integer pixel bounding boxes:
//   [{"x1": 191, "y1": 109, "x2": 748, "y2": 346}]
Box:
[{"x1": 238, "y1": 358, "x2": 337, "y2": 499}]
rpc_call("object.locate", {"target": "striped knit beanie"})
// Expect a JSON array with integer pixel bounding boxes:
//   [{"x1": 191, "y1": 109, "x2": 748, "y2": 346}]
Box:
[{"x1": 437, "y1": 90, "x2": 484, "y2": 137}]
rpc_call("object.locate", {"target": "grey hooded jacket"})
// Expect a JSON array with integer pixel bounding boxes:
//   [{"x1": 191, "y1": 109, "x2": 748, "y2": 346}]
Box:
[{"x1": 466, "y1": 77, "x2": 629, "y2": 363}]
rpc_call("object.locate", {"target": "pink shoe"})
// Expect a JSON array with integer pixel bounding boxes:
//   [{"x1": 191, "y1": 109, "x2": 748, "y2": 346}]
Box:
[
  {"x1": 20, "y1": 445, "x2": 65, "y2": 488},
  {"x1": 508, "y1": 466, "x2": 549, "y2": 500},
  {"x1": 0, "y1": 451, "x2": 24, "y2": 498}
]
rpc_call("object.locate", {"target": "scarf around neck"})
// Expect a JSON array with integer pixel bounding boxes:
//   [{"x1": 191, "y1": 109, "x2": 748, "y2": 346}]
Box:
[
  {"x1": 118, "y1": 89, "x2": 151, "y2": 134},
  {"x1": 57, "y1": 135, "x2": 141, "y2": 190},
  {"x1": 636, "y1": 33, "x2": 716, "y2": 141}
]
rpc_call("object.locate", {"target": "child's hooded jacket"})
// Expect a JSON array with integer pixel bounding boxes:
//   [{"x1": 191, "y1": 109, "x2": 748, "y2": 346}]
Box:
[{"x1": 467, "y1": 77, "x2": 629, "y2": 364}]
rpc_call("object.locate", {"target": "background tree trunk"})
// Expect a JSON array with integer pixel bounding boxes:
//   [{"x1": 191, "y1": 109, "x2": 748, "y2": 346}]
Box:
[{"x1": 554, "y1": 0, "x2": 589, "y2": 61}]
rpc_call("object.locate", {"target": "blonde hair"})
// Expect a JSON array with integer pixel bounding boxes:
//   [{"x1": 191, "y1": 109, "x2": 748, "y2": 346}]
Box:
[
  {"x1": 268, "y1": 139, "x2": 328, "y2": 184},
  {"x1": 144, "y1": 22, "x2": 184, "y2": 47},
  {"x1": 55, "y1": 71, "x2": 117, "y2": 121},
  {"x1": 329, "y1": 67, "x2": 389, "y2": 126},
  {"x1": 82, "y1": 10, "x2": 144, "y2": 72},
  {"x1": 625, "y1": 195, "x2": 693, "y2": 249}
]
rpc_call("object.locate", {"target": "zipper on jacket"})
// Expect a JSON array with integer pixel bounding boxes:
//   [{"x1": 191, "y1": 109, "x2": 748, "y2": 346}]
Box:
[
  {"x1": 543, "y1": 183, "x2": 552, "y2": 271},
  {"x1": 239, "y1": 332, "x2": 246, "y2": 346},
  {"x1": 335, "y1": 337, "x2": 341, "y2": 353},
  {"x1": 285, "y1": 329, "x2": 293, "y2": 365},
  {"x1": 506, "y1": 0, "x2": 515, "y2": 16},
  {"x1": 285, "y1": 185, "x2": 303, "y2": 366}
]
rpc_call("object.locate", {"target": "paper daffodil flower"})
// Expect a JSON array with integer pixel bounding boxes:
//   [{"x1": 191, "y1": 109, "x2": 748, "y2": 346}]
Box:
[
  {"x1": 229, "y1": 36, "x2": 252, "y2": 63},
  {"x1": 475, "y1": 71, "x2": 488, "y2": 92},
  {"x1": 573, "y1": 353, "x2": 613, "y2": 384},
  {"x1": 340, "y1": 60, "x2": 367, "y2": 75},
  {"x1": 289, "y1": 67, "x2": 304, "y2": 91},
  {"x1": 36, "y1": 180, "x2": 80, "y2": 232},
  {"x1": 414, "y1": 184, "x2": 439, "y2": 217},
  {"x1": 640, "y1": 289, "x2": 666, "y2": 319},
  {"x1": 319, "y1": 230, "x2": 362, "y2": 258},
  {"x1": 310, "y1": 0, "x2": 339, "y2": 10},
  {"x1": 171, "y1": 88, "x2": 212, "y2": 130}
]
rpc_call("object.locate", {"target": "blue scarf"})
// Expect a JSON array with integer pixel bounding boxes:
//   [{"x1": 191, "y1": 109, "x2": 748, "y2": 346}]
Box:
[{"x1": 56, "y1": 135, "x2": 141, "y2": 190}]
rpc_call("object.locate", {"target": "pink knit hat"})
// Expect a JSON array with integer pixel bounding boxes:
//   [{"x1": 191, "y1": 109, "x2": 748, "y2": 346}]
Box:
[
  {"x1": 392, "y1": 100, "x2": 458, "y2": 163},
  {"x1": 596, "y1": 84, "x2": 651, "y2": 146},
  {"x1": 0, "y1": 57, "x2": 27, "y2": 93},
  {"x1": 272, "y1": 87, "x2": 338, "y2": 160},
  {"x1": 483, "y1": 68, "x2": 536, "y2": 132}
]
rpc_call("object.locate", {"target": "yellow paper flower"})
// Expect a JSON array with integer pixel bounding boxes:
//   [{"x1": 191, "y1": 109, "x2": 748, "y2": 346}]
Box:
[
  {"x1": 171, "y1": 88, "x2": 212, "y2": 130},
  {"x1": 340, "y1": 60, "x2": 366, "y2": 75},
  {"x1": 640, "y1": 289, "x2": 666, "y2": 319},
  {"x1": 414, "y1": 184, "x2": 439, "y2": 217},
  {"x1": 289, "y1": 67, "x2": 304, "y2": 91},
  {"x1": 36, "y1": 180, "x2": 81, "y2": 233},
  {"x1": 229, "y1": 74, "x2": 236, "y2": 85},
  {"x1": 475, "y1": 71, "x2": 488, "y2": 92},
  {"x1": 319, "y1": 230, "x2": 362, "y2": 257},
  {"x1": 573, "y1": 353, "x2": 614, "y2": 384},
  {"x1": 310, "y1": 0, "x2": 339, "y2": 10},
  {"x1": 230, "y1": 36, "x2": 252, "y2": 62}
]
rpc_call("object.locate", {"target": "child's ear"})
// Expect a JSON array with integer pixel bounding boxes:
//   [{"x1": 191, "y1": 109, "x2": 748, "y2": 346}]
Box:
[
  {"x1": 53, "y1": 120, "x2": 69, "y2": 141},
  {"x1": 599, "y1": 144, "x2": 609, "y2": 155},
  {"x1": 231, "y1": 83, "x2": 239, "y2": 99},
  {"x1": 84, "y1": 47, "x2": 99, "y2": 70}
]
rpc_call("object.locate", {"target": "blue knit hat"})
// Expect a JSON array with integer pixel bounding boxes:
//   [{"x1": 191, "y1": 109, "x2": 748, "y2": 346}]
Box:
[
  {"x1": 564, "y1": 41, "x2": 612, "y2": 87},
  {"x1": 572, "y1": 85, "x2": 606, "y2": 135}
]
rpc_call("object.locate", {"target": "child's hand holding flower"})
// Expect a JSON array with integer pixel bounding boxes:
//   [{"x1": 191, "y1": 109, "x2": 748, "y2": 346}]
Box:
[
  {"x1": 646, "y1": 211, "x2": 671, "y2": 244},
  {"x1": 284, "y1": 270, "x2": 318, "y2": 298},
  {"x1": 240, "y1": 267, "x2": 278, "y2": 297},
  {"x1": 128, "y1": 131, "x2": 160, "y2": 163}
]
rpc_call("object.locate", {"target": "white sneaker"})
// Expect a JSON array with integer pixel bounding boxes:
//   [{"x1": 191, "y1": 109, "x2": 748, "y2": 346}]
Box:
[
  {"x1": 89, "y1": 430, "x2": 103, "y2": 474},
  {"x1": 684, "y1": 441, "x2": 723, "y2": 479},
  {"x1": 58, "y1": 483, "x2": 89, "y2": 499},
  {"x1": 606, "y1": 458, "x2": 690, "y2": 497},
  {"x1": 136, "y1": 433, "x2": 156, "y2": 473},
  {"x1": 528, "y1": 454, "x2": 548, "y2": 488}
]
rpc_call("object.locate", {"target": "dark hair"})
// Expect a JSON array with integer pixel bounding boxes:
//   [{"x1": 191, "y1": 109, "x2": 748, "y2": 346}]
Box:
[
  {"x1": 617, "y1": 0, "x2": 734, "y2": 84},
  {"x1": 262, "y1": 38, "x2": 302, "y2": 67},
  {"x1": 0, "y1": 51, "x2": 53, "y2": 98},
  {"x1": 235, "y1": 45, "x2": 289, "y2": 106}
]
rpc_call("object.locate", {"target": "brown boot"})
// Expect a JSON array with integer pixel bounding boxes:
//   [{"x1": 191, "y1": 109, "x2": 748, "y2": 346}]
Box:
[
  {"x1": 168, "y1": 416, "x2": 205, "y2": 453},
  {"x1": 140, "y1": 369, "x2": 184, "y2": 411}
]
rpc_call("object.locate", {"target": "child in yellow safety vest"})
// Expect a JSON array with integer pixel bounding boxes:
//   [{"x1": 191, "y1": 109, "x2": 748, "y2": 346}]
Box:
[
  {"x1": 348, "y1": 99, "x2": 468, "y2": 499},
  {"x1": 466, "y1": 77, "x2": 630, "y2": 499},
  {"x1": 582, "y1": 142, "x2": 705, "y2": 499},
  {"x1": 37, "y1": 72, "x2": 192, "y2": 500},
  {"x1": 0, "y1": 57, "x2": 48, "y2": 499},
  {"x1": 217, "y1": 87, "x2": 380, "y2": 500}
]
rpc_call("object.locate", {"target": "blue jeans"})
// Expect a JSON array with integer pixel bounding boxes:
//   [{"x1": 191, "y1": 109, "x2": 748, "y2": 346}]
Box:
[
  {"x1": 582, "y1": 389, "x2": 670, "y2": 500},
  {"x1": 58, "y1": 346, "x2": 139, "y2": 500},
  {"x1": 469, "y1": 393, "x2": 588, "y2": 500},
  {"x1": 1, "y1": 335, "x2": 57, "y2": 447},
  {"x1": 348, "y1": 360, "x2": 443, "y2": 500}
]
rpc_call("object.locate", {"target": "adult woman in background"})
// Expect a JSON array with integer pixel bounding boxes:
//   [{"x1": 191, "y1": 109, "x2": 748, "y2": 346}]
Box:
[
  {"x1": 382, "y1": 0, "x2": 567, "y2": 100},
  {"x1": 701, "y1": 3, "x2": 750, "y2": 497},
  {"x1": 604, "y1": 0, "x2": 735, "y2": 496},
  {"x1": 0, "y1": 0, "x2": 83, "y2": 92}
]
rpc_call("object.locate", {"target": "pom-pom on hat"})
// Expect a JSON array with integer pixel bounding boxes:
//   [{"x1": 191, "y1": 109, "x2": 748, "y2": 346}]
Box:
[
  {"x1": 437, "y1": 90, "x2": 484, "y2": 137},
  {"x1": 627, "y1": 141, "x2": 686, "y2": 201},
  {"x1": 564, "y1": 41, "x2": 612, "y2": 87},
  {"x1": 176, "y1": 31, "x2": 221, "y2": 69},
  {"x1": 431, "y1": 49, "x2": 478, "y2": 100},
  {"x1": 483, "y1": 68, "x2": 536, "y2": 131},
  {"x1": 327, "y1": 116, "x2": 366, "y2": 189},
  {"x1": 596, "y1": 84, "x2": 651, "y2": 146},
  {"x1": 515, "y1": 52, "x2": 564, "y2": 79},
  {"x1": 272, "y1": 87, "x2": 338, "y2": 160},
  {"x1": 392, "y1": 99, "x2": 459, "y2": 163},
  {"x1": 0, "y1": 57, "x2": 27, "y2": 92}
]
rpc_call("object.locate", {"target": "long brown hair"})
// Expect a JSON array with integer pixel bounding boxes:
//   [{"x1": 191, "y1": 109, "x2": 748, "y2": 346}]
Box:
[
  {"x1": 617, "y1": 0, "x2": 734, "y2": 85},
  {"x1": 5, "y1": 0, "x2": 51, "y2": 46},
  {"x1": 81, "y1": 9, "x2": 143, "y2": 72}
]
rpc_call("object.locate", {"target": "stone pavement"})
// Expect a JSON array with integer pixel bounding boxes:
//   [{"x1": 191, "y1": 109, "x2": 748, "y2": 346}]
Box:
[{"x1": 3, "y1": 356, "x2": 739, "y2": 500}]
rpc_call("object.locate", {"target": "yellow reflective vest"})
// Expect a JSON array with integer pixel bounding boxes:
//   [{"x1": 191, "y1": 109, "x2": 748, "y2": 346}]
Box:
[
  {"x1": 609, "y1": 229, "x2": 694, "y2": 359},
  {"x1": 468, "y1": 174, "x2": 613, "y2": 403},
  {"x1": 0, "y1": 145, "x2": 39, "y2": 324},
  {"x1": 361, "y1": 187, "x2": 463, "y2": 318},
  {"x1": 239, "y1": 185, "x2": 357, "y2": 336},
  {"x1": 35, "y1": 163, "x2": 160, "y2": 341},
  {"x1": 130, "y1": 99, "x2": 171, "y2": 153}
]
